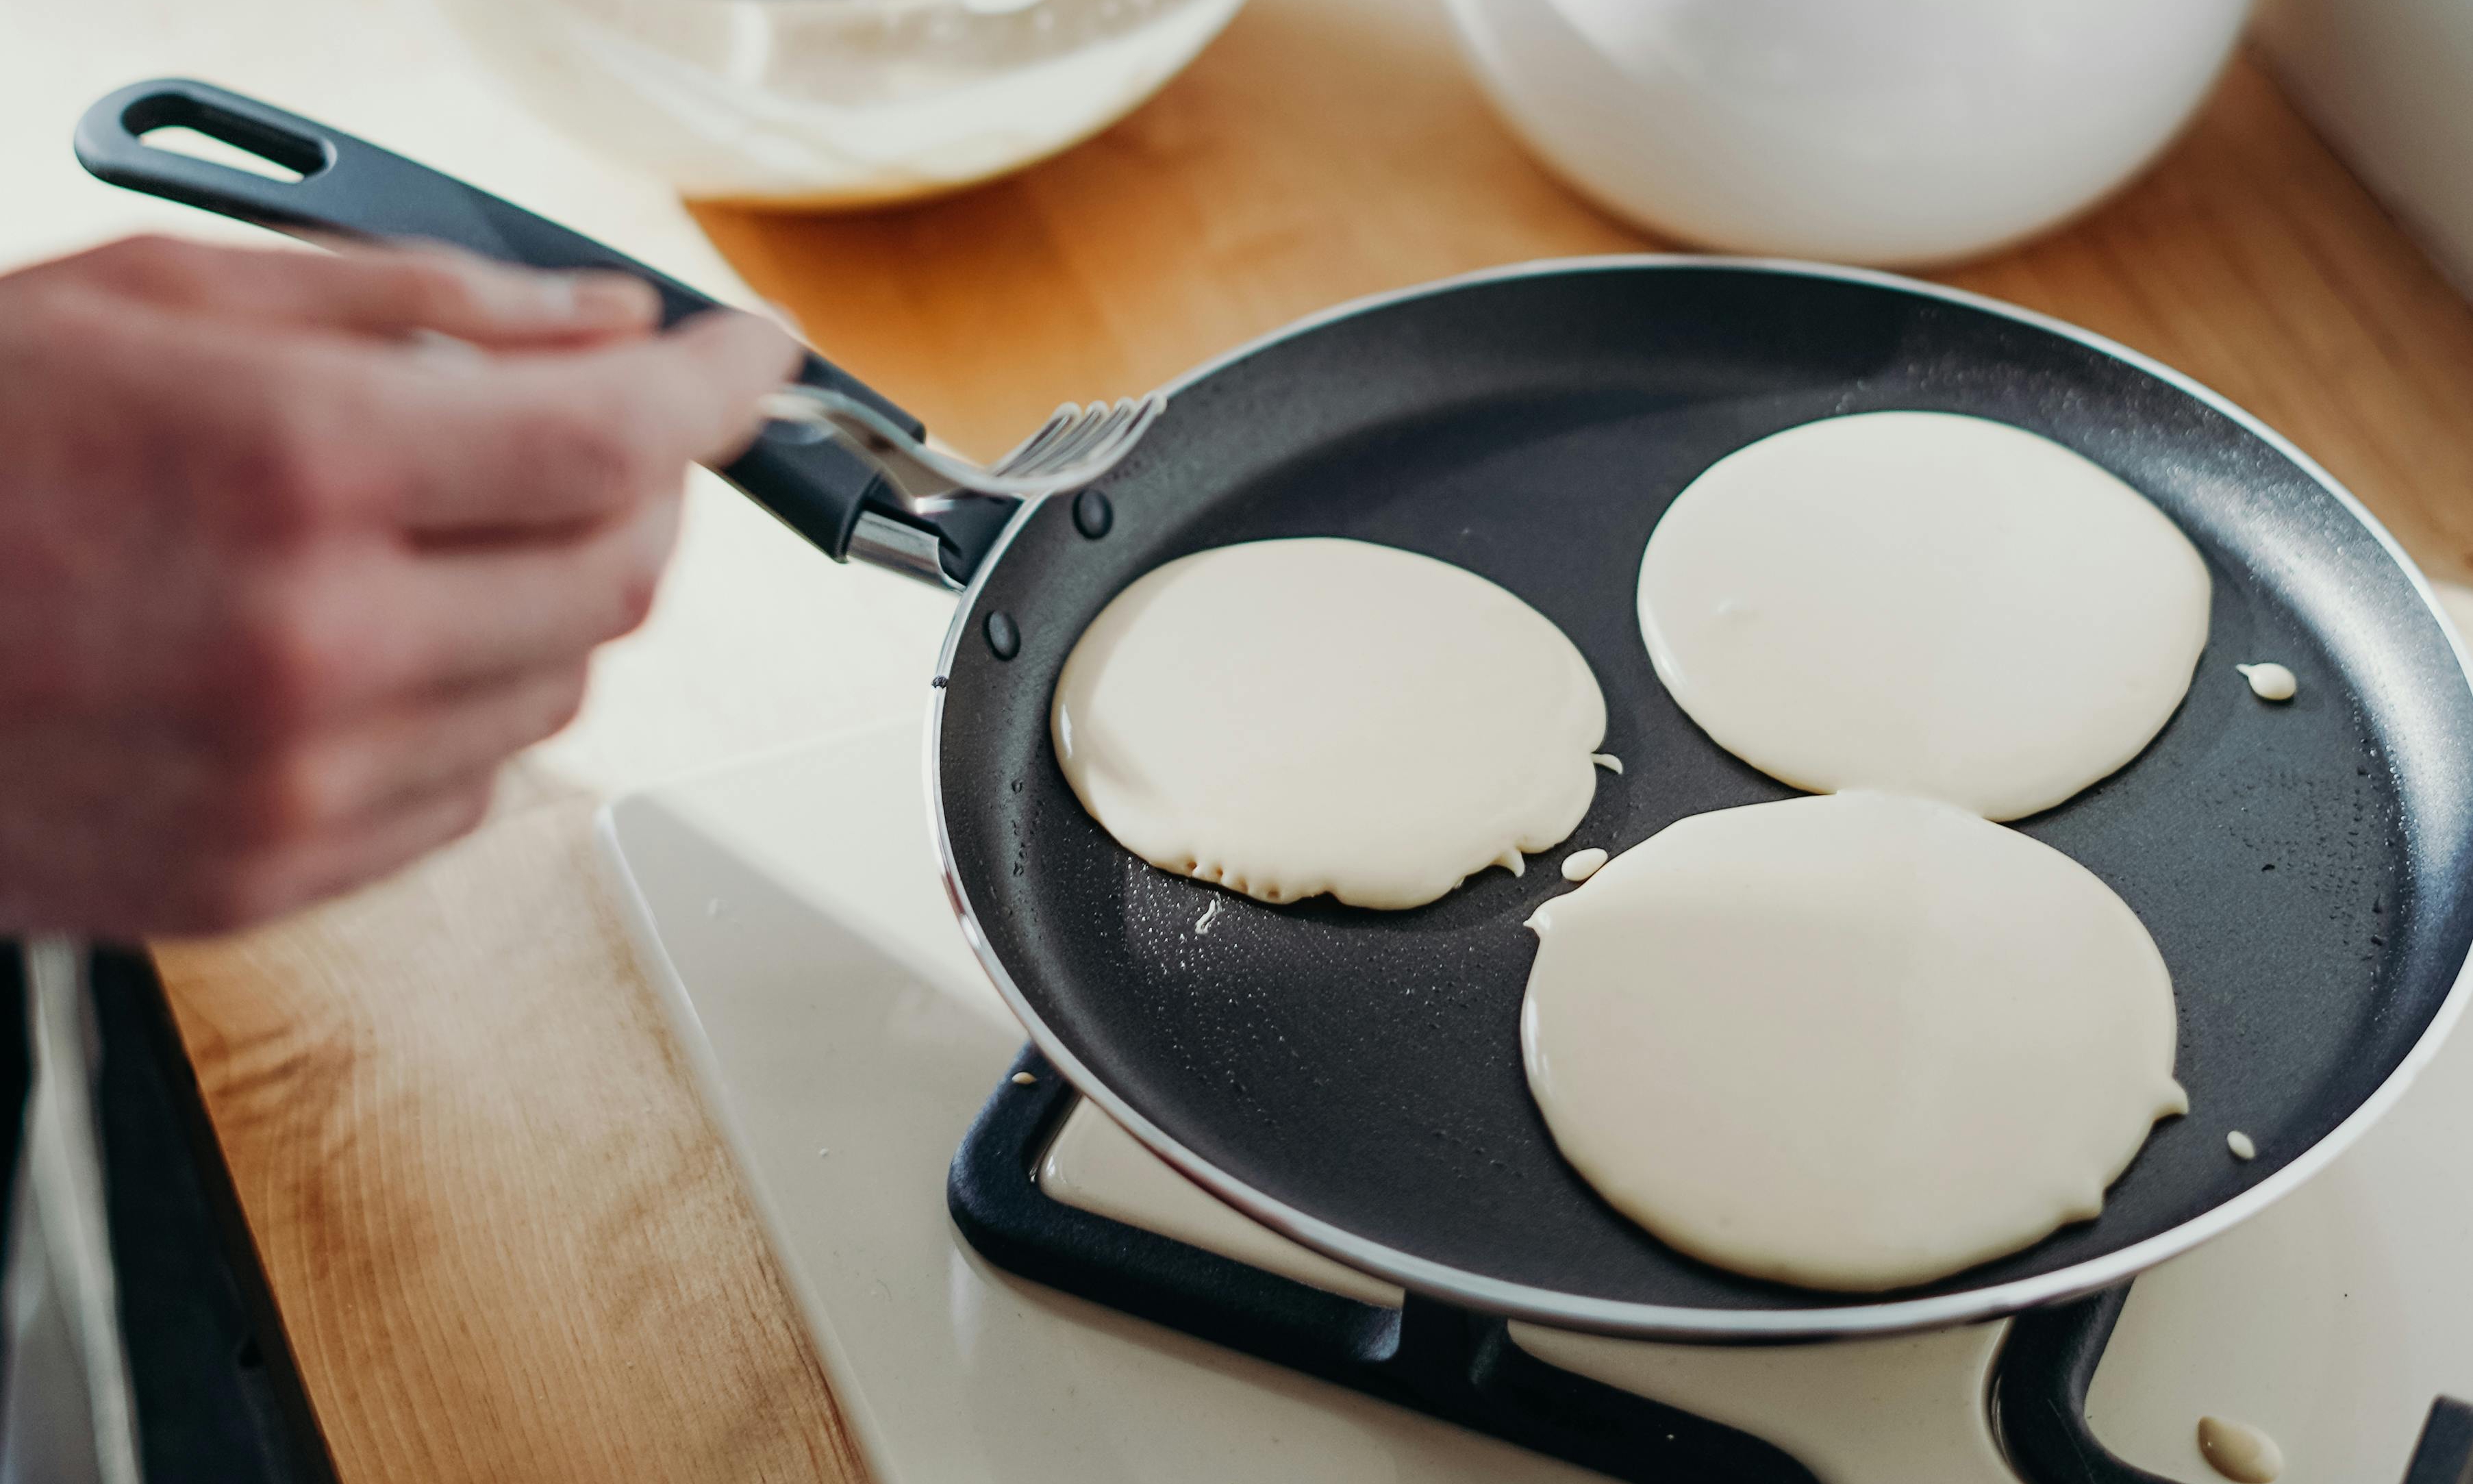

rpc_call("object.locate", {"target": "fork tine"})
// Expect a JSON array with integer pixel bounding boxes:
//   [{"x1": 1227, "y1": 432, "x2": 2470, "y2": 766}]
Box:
[
  {"x1": 1030, "y1": 401, "x2": 1102, "y2": 457},
  {"x1": 1094, "y1": 396, "x2": 1160, "y2": 462},
  {"x1": 764, "y1": 382, "x2": 1163, "y2": 506},
  {"x1": 1053, "y1": 401, "x2": 1147, "y2": 475},
  {"x1": 1119, "y1": 393, "x2": 1165, "y2": 451},
  {"x1": 1042, "y1": 398, "x2": 1148, "y2": 476},
  {"x1": 1016, "y1": 403, "x2": 1120, "y2": 476},
  {"x1": 992, "y1": 404, "x2": 1082, "y2": 473}
]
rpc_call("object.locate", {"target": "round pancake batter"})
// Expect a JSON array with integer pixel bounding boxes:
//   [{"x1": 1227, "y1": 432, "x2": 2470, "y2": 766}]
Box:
[
  {"x1": 1637, "y1": 411, "x2": 2211, "y2": 820},
  {"x1": 1053, "y1": 538, "x2": 1607, "y2": 910},
  {"x1": 1522, "y1": 791, "x2": 2187, "y2": 1292}
]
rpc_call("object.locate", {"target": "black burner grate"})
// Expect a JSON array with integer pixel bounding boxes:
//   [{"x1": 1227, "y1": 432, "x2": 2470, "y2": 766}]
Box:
[{"x1": 951, "y1": 1051, "x2": 2473, "y2": 1484}]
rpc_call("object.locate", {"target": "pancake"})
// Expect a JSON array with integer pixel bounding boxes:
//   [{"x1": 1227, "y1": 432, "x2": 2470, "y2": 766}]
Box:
[
  {"x1": 1053, "y1": 538, "x2": 1607, "y2": 909},
  {"x1": 1637, "y1": 411, "x2": 2211, "y2": 821},
  {"x1": 1522, "y1": 791, "x2": 2187, "y2": 1292}
]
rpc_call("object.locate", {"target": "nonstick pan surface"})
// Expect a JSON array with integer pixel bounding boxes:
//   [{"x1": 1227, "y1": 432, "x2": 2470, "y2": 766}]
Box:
[
  {"x1": 933, "y1": 259, "x2": 2473, "y2": 1337},
  {"x1": 75, "y1": 82, "x2": 2473, "y2": 1340}
]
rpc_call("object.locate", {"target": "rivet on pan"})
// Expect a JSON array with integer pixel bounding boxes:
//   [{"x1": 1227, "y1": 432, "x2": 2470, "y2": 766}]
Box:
[
  {"x1": 985, "y1": 611, "x2": 1021, "y2": 661},
  {"x1": 1072, "y1": 489, "x2": 1114, "y2": 540}
]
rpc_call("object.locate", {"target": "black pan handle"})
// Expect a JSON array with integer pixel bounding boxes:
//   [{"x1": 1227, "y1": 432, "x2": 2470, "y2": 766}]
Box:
[{"x1": 73, "y1": 77, "x2": 929, "y2": 566}]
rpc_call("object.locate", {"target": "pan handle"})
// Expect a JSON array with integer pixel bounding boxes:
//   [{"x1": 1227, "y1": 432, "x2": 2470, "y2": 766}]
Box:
[{"x1": 72, "y1": 77, "x2": 950, "y2": 573}]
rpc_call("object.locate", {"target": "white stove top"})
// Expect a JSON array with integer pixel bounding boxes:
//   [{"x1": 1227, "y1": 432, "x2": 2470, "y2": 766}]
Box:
[{"x1": 601, "y1": 715, "x2": 2473, "y2": 1484}]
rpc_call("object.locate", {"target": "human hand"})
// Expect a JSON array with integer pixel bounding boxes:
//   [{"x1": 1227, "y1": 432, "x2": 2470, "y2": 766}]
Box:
[{"x1": 0, "y1": 235, "x2": 799, "y2": 936}]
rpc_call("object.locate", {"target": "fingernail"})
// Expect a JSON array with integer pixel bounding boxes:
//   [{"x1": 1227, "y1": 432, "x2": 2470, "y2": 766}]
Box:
[{"x1": 566, "y1": 273, "x2": 660, "y2": 327}]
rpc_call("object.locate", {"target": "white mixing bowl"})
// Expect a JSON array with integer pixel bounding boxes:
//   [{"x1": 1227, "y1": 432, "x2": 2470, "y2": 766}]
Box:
[{"x1": 1442, "y1": 0, "x2": 2252, "y2": 266}]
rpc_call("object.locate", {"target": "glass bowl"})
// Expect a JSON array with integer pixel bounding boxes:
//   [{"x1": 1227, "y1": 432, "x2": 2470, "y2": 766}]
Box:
[{"x1": 437, "y1": 0, "x2": 1246, "y2": 207}]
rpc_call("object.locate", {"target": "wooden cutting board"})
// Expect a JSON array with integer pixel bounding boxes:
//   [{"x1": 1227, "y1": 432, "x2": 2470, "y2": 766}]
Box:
[{"x1": 154, "y1": 3, "x2": 2473, "y2": 1482}]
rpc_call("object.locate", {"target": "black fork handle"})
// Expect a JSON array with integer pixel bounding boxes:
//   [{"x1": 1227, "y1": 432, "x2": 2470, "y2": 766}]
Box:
[{"x1": 73, "y1": 77, "x2": 923, "y2": 564}]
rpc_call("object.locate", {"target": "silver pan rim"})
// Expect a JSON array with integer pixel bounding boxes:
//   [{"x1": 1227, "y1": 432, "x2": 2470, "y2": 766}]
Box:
[{"x1": 922, "y1": 252, "x2": 2473, "y2": 1341}]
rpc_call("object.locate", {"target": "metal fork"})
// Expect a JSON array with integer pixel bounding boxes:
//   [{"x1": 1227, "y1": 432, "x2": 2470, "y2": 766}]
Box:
[{"x1": 759, "y1": 384, "x2": 1166, "y2": 511}]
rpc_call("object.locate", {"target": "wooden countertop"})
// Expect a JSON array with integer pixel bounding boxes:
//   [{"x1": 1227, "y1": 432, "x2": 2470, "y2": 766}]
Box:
[{"x1": 149, "y1": 3, "x2": 2473, "y2": 1480}]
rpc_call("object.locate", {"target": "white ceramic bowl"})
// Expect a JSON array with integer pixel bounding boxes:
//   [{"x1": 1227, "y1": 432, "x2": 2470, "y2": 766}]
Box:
[
  {"x1": 438, "y1": 0, "x2": 1246, "y2": 208},
  {"x1": 1442, "y1": 0, "x2": 2252, "y2": 266}
]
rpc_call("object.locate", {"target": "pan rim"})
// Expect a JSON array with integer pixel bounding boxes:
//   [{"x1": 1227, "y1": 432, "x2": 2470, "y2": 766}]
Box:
[{"x1": 923, "y1": 252, "x2": 2473, "y2": 1340}]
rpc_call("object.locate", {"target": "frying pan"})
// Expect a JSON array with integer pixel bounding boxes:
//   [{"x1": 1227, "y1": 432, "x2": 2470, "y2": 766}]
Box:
[{"x1": 77, "y1": 78, "x2": 2473, "y2": 1341}]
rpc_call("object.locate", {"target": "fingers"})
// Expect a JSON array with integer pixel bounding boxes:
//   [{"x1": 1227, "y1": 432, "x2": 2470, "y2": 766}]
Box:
[
  {"x1": 597, "y1": 307, "x2": 809, "y2": 469},
  {"x1": 373, "y1": 308, "x2": 801, "y2": 536},
  {"x1": 211, "y1": 771, "x2": 501, "y2": 931},
  {"x1": 84, "y1": 303, "x2": 710, "y2": 721},
  {"x1": 238, "y1": 491, "x2": 676, "y2": 729},
  {"x1": 295, "y1": 664, "x2": 592, "y2": 827},
  {"x1": 67, "y1": 234, "x2": 660, "y2": 347},
  {"x1": 53, "y1": 237, "x2": 796, "y2": 539},
  {"x1": 288, "y1": 772, "x2": 500, "y2": 907},
  {"x1": 0, "y1": 235, "x2": 781, "y2": 940},
  {"x1": 397, "y1": 491, "x2": 682, "y2": 686},
  {"x1": 179, "y1": 665, "x2": 590, "y2": 931}
]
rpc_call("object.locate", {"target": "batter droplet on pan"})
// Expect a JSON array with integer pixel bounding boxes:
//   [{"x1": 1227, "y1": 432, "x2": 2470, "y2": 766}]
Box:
[
  {"x1": 1053, "y1": 538, "x2": 1607, "y2": 909},
  {"x1": 2237, "y1": 662, "x2": 2298, "y2": 702},
  {"x1": 1637, "y1": 412, "x2": 2211, "y2": 821},
  {"x1": 1522, "y1": 792, "x2": 2186, "y2": 1292}
]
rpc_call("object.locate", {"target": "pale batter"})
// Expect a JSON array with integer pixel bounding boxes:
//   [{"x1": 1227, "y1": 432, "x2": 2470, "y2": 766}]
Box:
[
  {"x1": 1053, "y1": 538, "x2": 1608, "y2": 910},
  {"x1": 2236, "y1": 662, "x2": 2297, "y2": 702},
  {"x1": 1637, "y1": 412, "x2": 2212, "y2": 820},
  {"x1": 1522, "y1": 791, "x2": 2187, "y2": 1292},
  {"x1": 2196, "y1": 1416, "x2": 2283, "y2": 1482},
  {"x1": 1560, "y1": 848, "x2": 1609, "y2": 883}
]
